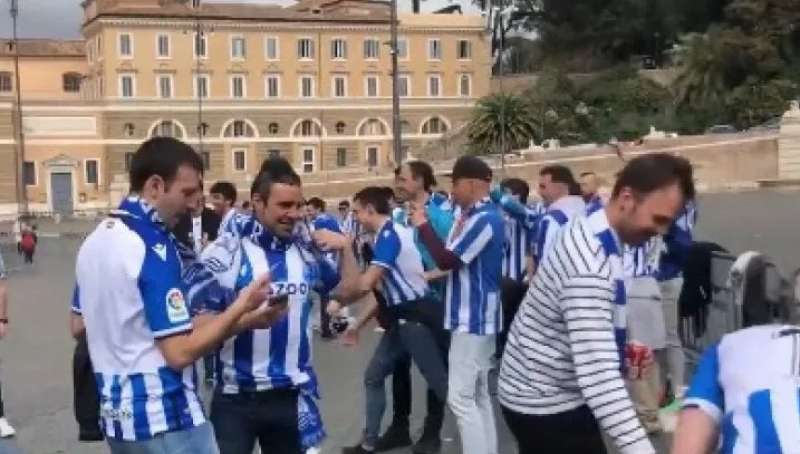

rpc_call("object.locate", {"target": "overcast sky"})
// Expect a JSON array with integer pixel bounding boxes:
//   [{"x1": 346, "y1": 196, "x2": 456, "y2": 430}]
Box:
[{"x1": 0, "y1": 0, "x2": 476, "y2": 39}]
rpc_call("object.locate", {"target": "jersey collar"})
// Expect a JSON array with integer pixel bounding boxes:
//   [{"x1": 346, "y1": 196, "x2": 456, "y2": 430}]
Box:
[
  {"x1": 253, "y1": 224, "x2": 296, "y2": 252},
  {"x1": 464, "y1": 196, "x2": 492, "y2": 217}
]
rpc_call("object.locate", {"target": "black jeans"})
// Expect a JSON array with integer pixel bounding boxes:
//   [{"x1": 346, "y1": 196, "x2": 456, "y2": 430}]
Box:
[
  {"x1": 210, "y1": 389, "x2": 302, "y2": 454},
  {"x1": 501, "y1": 405, "x2": 607, "y2": 454},
  {"x1": 72, "y1": 334, "x2": 103, "y2": 440},
  {"x1": 497, "y1": 278, "x2": 528, "y2": 357}
]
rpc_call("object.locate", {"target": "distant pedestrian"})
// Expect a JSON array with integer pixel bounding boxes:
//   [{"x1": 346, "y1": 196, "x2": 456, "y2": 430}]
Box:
[{"x1": 20, "y1": 226, "x2": 37, "y2": 264}]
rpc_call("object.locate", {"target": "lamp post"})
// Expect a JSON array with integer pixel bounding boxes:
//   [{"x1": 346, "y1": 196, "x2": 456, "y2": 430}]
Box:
[
  {"x1": 193, "y1": 0, "x2": 204, "y2": 155},
  {"x1": 389, "y1": 0, "x2": 403, "y2": 166},
  {"x1": 10, "y1": 0, "x2": 27, "y2": 215}
]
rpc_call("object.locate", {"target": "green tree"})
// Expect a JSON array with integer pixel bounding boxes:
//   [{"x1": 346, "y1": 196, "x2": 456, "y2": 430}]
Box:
[{"x1": 466, "y1": 93, "x2": 538, "y2": 155}]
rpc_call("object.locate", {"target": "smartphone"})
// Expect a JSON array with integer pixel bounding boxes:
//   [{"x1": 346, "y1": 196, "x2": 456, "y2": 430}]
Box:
[{"x1": 267, "y1": 293, "x2": 289, "y2": 307}]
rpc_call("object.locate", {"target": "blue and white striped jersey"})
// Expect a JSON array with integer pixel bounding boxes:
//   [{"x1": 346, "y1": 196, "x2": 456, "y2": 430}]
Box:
[
  {"x1": 657, "y1": 201, "x2": 697, "y2": 282},
  {"x1": 340, "y1": 212, "x2": 362, "y2": 239},
  {"x1": 683, "y1": 324, "x2": 800, "y2": 453},
  {"x1": 624, "y1": 237, "x2": 662, "y2": 279},
  {"x1": 445, "y1": 198, "x2": 505, "y2": 335},
  {"x1": 585, "y1": 194, "x2": 604, "y2": 215},
  {"x1": 74, "y1": 196, "x2": 205, "y2": 441},
  {"x1": 217, "y1": 208, "x2": 237, "y2": 238},
  {"x1": 535, "y1": 196, "x2": 586, "y2": 263},
  {"x1": 370, "y1": 220, "x2": 428, "y2": 306},
  {"x1": 503, "y1": 215, "x2": 532, "y2": 282},
  {"x1": 310, "y1": 213, "x2": 343, "y2": 266},
  {"x1": 186, "y1": 227, "x2": 340, "y2": 394}
]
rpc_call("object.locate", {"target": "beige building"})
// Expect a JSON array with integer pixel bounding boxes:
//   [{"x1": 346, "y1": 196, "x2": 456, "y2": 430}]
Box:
[{"x1": 0, "y1": 0, "x2": 490, "y2": 217}]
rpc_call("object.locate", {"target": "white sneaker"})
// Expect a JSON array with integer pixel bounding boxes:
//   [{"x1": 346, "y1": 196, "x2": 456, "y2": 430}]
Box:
[{"x1": 0, "y1": 418, "x2": 16, "y2": 438}]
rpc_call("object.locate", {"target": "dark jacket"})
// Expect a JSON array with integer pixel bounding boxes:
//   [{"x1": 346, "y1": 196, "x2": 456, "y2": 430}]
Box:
[{"x1": 172, "y1": 208, "x2": 221, "y2": 250}]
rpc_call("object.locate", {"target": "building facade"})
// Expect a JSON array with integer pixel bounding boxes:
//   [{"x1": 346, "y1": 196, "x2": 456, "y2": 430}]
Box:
[{"x1": 0, "y1": 0, "x2": 490, "y2": 217}]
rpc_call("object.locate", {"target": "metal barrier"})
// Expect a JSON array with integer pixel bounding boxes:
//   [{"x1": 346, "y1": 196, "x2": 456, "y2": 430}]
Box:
[{"x1": 680, "y1": 250, "x2": 792, "y2": 367}]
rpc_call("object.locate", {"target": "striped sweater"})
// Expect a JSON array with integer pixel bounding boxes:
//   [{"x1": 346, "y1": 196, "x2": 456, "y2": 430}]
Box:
[{"x1": 498, "y1": 213, "x2": 654, "y2": 454}]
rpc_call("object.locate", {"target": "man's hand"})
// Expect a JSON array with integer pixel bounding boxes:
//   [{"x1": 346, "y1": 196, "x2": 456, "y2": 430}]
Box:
[
  {"x1": 232, "y1": 273, "x2": 271, "y2": 313},
  {"x1": 326, "y1": 300, "x2": 343, "y2": 316},
  {"x1": 340, "y1": 326, "x2": 359, "y2": 347},
  {"x1": 408, "y1": 202, "x2": 428, "y2": 227},
  {"x1": 313, "y1": 230, "x2": 350, "y2": 251},
  {"x1": 245, "y1": 299, "x2": 289, "y2": 330}
]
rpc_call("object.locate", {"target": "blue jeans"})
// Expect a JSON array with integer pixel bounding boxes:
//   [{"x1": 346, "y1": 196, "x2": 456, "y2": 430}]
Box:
[
  {"x1": 364, "y1": 320, "x2": 448, "y2": 446},
  {"x1": 107, "y1": 423, "x2": 218, "y2": 454}
]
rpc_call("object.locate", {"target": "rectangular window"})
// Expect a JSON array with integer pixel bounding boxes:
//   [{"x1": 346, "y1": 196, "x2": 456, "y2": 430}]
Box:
[
  {"x1": 265, "y1": 36, "x2": 279, "y2": 60},
  {"x1": 119, "y1": 33, "x2": 133, "y2": 58},
  {"x1": 125, "y1": 152, "x2": 134, "y2": 171},
  {"x1": 85, "y1": 159, "x2": 99, "y2": 185},
  {"x1": 398, "y1": 75, "x2": 410, "y2": 97},
  {"x1": 157, "y1": 75, "x2": 173, "y2": 99},
  {"x1": 331, "y1": 39, "x2": 347, "y2": 59},
  {"x1": 233, "y1": 149, "x2": 247, "y2": 172},
  {"x1": 23, "y1": 162, "x2": 36, "y2": 186},
  {"x1": 231, "y1": 75, "x2": 246, "y2": 98},
  {"x1": 300, "y1": 76, "x2": 314, "y2": 98},
  {"x1": 265, "y1": 74, "x2": 280, "y2": 98},
  {"x1": 0, "y1": 72, "x2": 12, "y2": 93},
  {"x1": 302, "y1": 148, "x2": 314, "y2": 173},
  {"x1": 194, "y1": 74, "x2": 209, "y2": 99},
  {"x1": 428, "y1": 39, "x2": 442, "y2": 60},
  {"x1": 459, "y1": 74, "x2": 471, "y2": 97},
  {"x1": 457, "y1": 40, "x2": 472, "y2": 60},
  {"x1": 157, "y1": 34, "x2": 171, "y2": 58},
  {"x1": 397, "y1": 38, "x2": 408, "y2": 60},
  {"x1": 194, "y1": 32, "x2": 208, "y2": 58},
  {"x1": 201, "y1": 152, "x2": 211, "y2": 171},
  {"x1": 363, "y1": 38, "x2": 380, "y2": 59},
  {"x1": 367, "y1": 147, "x2": 378, "y2": 168},
  {"x1": 97, "y1": 35, "x2": 103, "y2": 55},
  {"x1": 336, "y1": 148, "x2": 347, "y2": 167},
  {"x1": 297, "y1": 38, "x2": 315, "y2": 59},
  {"x1": 333, "y1": 76, "x2": 347, "y2": 98},
  {"x1": 231, "y1": 36, "x2": 246, "y2": 59},
  {"x1": 365, "y1": 75, "x2": 379, "y2": 97},
  {"x1": 428, "y1": 75, "x2": 441, "y2": 97},
  {"x1": 119, "y1": 74, "x2": 134, "y2": 98}
]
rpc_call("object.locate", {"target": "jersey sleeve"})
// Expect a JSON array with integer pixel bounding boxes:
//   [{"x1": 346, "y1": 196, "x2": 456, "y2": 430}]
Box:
[
  {"x1": 449, "y1": 214, "x2": 494, "y2": 265},
  {"x1": 71, "y1": 284, "x2": 81, "y2": 315},
  {"x1": 138, "y1": 243, "x2": 193, "y2": 339},
  {"x1": 184, "y1": 235, "x2": 241, "y2": 316},
  {"x1": 371, "y1": 228, "x2": 401, "y2": 270},
  {"x1": 316, "y1": 255, "x2": 341, "y2": 296},
  {"x1": 683, "y1": 343, "x2": 723, "y2": 422}
]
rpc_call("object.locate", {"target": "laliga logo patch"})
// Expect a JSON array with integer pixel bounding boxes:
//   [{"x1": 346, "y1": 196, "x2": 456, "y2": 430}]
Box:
[{"x1": 165, "y1": 288, "x2": 189, "y2": 323}]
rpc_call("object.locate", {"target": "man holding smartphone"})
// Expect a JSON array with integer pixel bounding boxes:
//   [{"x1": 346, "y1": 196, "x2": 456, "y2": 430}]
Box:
[{"x1": 186, "y1": 157, "x2": 351, "y2": 454}]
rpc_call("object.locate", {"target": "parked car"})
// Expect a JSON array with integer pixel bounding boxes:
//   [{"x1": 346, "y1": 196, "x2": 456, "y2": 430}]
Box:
[
  {"x1": 705, "y1": 124, "x2": 738, "y2": 134},
  {"x1": 749, "y1": 117, "x2": 782, "y2": 132}
]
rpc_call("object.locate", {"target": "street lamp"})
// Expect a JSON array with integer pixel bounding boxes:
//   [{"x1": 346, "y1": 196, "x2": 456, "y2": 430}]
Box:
[
  {"x1": 389, "y1": 0, "x2": 403, "y2": 166},
  {"x1": 9, "y1": 0, "x2": 27, "y2": 215}
]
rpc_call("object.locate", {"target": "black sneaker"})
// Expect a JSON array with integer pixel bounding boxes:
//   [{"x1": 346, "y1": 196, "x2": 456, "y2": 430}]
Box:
[
  {"x1": 412, "y1": 432, "x2": 442, "y2": 454},
  {"x1": 374, "y1": 424, "x2": 412, "y2": 452},
  {"x1": 342, "y1": 444, "x2": 375, "y2": 454}
]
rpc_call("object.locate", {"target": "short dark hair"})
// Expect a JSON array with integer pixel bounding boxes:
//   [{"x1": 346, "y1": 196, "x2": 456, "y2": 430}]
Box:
[
  {"x1": 129, "y1": 137, "x2": 203, "y2": 192},
  {"x1": 580, "y1": 171, "x2": 596, "y2": 178},
  {"x1": 541, "y1": 165, "x2": 580, "y2": 195},
  {"x1": 252, "y1": 157, "x2": 302, "y2": 201},
  {"x1": 380, "y1": 186, "x2": 395, "y2": 201},
  {"x1": 396, "y1": 161, "x2": 437, "y2": 192},
  {"x1": 209, "y1": 181, "x2": 237, "y2": 204},
  {"x1": 612, "y1": 153, "x2": 695, "y2": 200},
  {"x1": 354, "y1": 186, "x2": 391, "y2": 215},
  {"x1": 501, "y1": 178, "x2": 530, "y2": 204},
  {"x1": 307, "y1": 197, "x2": 326, "y2": 211},
  {"x1": 339, "y1": 200, "x2": 350, "y2": 209},
  {"x1": 241, "y1": 201, "x2": 251, "y2": 210}
]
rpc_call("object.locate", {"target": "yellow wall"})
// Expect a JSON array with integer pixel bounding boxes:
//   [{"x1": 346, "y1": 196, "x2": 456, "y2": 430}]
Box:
[{"x1": 0, "y1": 57, "x2": 88, "y2": 101}]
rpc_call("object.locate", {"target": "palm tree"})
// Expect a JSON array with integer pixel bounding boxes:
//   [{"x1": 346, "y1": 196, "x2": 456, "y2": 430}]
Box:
[
  {"x1": 467, "y1": 93, "x2": 538, "y2": 155},
  {"x1": 672, "y1": 30, "x2": 730, "y2": 107}
]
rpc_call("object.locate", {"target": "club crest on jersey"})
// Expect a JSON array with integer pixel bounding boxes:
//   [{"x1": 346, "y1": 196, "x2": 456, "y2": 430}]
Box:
[
  {"x1": 152, "y1": 243, "x2": 167, "y2": 261},
  {"x1": 166, "y1": 288, "x2": 189, "y2": 323}
]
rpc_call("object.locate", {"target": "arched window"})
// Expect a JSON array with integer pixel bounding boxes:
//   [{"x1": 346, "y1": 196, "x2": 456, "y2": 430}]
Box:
[
  {"x1": 150, "y1": 120, "x2": 183, "y2": 138},
  {"x1": 123, "y1": 123, "x2": 135, "y2": 137},
  {"x1": 295, "y1": 119, "x2": 321, "y2": 137},
  {"x1": 63, "y1": 72, "x2": 82, "y2": 93},
  {"x1": 399, "y1": 120, "x2": 412, "y2": 134},
  {"x1": 268, "y1": 122, "x2": 279, "y2": 135},
  {"x1": 335, "y1": 121, "x2": 346, "y2": 134},
  {"x1": 223, "y1": 119, "x2": 256, "y2": 138},
  {"x1": 421, "y1": 117, "x2": 448, "y2": 134},
  {"x1": 358, "y1": 118, "x2": 386, "y2": 136}
]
